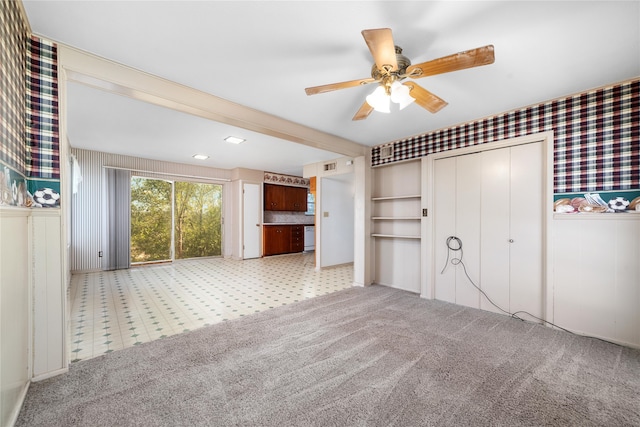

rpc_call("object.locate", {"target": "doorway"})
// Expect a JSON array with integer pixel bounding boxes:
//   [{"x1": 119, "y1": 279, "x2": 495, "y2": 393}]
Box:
[{"x1": 319, "y1": 173, "x2": 355, "y2": 268}]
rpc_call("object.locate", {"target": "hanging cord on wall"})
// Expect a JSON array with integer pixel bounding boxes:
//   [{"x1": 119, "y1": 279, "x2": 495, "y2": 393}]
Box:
[
  {"x1": 440, "y1": 236, "x2": 512, "y2": 318},
  {"x1": 439, "y1": 236, "x2": 619, "y2": 345}
]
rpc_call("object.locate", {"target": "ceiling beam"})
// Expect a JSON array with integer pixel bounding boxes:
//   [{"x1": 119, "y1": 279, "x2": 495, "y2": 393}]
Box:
[{"x1": 57, "y1": 43, "x2": 367, "y2": 158}]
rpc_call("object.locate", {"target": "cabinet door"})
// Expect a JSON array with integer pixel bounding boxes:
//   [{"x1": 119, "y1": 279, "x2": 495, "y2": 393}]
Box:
[
  {"x1": 290, "y1": 225, "x2": 304, "y2": 253},
  {"x1": 263, "y1": 226, "x2": 291, "y2": 255},
  {"x1": 286, "y1": 187, "x2": 308, "y2": 212},
  {"x1": 264, "y1": 184, "x2": 286, "y2": 211}
]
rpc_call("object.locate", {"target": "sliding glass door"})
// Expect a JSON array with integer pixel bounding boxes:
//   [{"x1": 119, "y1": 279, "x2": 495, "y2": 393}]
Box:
[
  {"x1": 174, "y1": 181, "x2": 222, "y2": 259},
  {"x1": 130, "y1": 177, "x2": 222, "y2": 264},
  {"x1": 130, "y1": 177, "x2": 172, "y2": 263}
]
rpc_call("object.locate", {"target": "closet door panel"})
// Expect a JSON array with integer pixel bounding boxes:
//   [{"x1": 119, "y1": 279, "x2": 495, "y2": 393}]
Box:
[
  {"x1": 480, "y1": 148, "x2": 511, "y2": 314},
  {"x1": 455, "y1": 154, "x2": 482, "y2": 309},
  {"x1": 433, "y1": 157, "x2": 457, "y2": 303},
  {"x1": 509, "y1": 142, "x2": 543, "y2": 318}
]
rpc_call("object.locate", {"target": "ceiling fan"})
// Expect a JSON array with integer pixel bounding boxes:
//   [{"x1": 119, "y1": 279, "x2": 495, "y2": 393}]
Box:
[{"x1": 304, "y1": 28, "x2": 495, "y2": 120}]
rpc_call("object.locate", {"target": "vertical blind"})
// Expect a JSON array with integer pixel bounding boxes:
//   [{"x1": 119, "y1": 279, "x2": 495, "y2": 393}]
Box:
[{"x1": 105, "y1": 167, "x2": 131, "y2": 270}]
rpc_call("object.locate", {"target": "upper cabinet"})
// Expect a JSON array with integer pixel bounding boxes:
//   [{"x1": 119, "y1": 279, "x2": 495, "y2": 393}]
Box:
[
  {"x1": 264, "y1": 184, "x2": 308, "y2": 212},
  {"x1": 264, "y1": 183, "x2": 286, "y2": 211},
  {"x1": 286, "y1": 186, "x2": 307, "y2": 211}
]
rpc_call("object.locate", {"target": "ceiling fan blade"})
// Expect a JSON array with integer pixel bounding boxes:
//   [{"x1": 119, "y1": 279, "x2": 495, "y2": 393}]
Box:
[
  {"x1": 362, "y1": 28, "x2": 398, "y2": 72},
  {"x1": 352, "y1": 101, "x2": 374, "y2": 121},
  {"x1": 403, "y1": 82, "x2": 448, "y2": 113},
  {"x1": 406, "y1": 45, "x2": 495, "y2": 79},
  {"x1": 305, "y1": 77, "x2": 377, "y2": 96}
]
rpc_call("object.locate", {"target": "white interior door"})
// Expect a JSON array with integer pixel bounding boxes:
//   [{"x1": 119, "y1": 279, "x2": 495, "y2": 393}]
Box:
[
  {"x1": 509, "y1": 142, "x2": 543, "y2": 318},
  {"x1": 243, "y1": 183, "x2": 261, "y2": 259}
]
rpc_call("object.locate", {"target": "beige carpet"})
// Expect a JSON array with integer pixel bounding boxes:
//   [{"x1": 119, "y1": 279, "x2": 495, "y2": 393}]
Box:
[{"x1": 16, "y1": 285, "x2": 640, "y2": 426}]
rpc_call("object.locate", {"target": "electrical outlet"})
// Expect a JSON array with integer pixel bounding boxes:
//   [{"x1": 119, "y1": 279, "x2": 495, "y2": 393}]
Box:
[{"x1": 98, "y1": 251, "x2": 103, "y2": 257}]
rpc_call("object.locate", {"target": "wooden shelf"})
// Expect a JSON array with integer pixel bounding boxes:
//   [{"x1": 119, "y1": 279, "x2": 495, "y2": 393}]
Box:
[
  {"x1": 371, "y1": 234, "x2": 421, "y2": 239},
  {"x1": 372, "y1": 217, "x2": 421, "y2": 220},
  {"x1": 371, "y1": 195, "x2": 421, "y2": 201}
]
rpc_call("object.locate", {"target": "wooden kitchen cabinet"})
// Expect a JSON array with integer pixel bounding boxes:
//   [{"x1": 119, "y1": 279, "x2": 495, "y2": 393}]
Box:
[
  {"x1": 263, "y1": 225, "x2": 291, "y2": 256},
  {"x1": 264, "y1": 184, "x2": 286, "y2": 211},
  {"x1": 286, "y1": 187, "x2": 308, "y2": 211},
  {"x1": 264, "y1": 184, "x2": 308, "y2": 212},
  {"x1": 290, "y1": 225, "x2": 304, "y2": 253},
  {"x1": 263, "y1": 225, "x2": 305, "y2": 256}
]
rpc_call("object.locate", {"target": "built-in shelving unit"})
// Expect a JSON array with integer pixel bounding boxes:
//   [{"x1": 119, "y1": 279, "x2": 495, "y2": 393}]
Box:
[
  {"x1": 370, "y1": 160, "x2": 422, "y2": 293},
  {"x1": 370, "y1": 234, "x2": 421, "y2": 239},
  {"x1": 371, "y1": 195, "x2": 421, "y2": 201},
  {"x1": 372, "y1": 217, "x2": 421, "y2": 220},
  {"x1": 371, "y1": 194, "x2": 421, "y2": 239}
]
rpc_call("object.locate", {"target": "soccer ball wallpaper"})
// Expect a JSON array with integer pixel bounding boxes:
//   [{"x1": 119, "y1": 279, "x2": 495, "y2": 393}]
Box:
[
  {"x1": 33, "y1": 188, "x2": 61, "y2": 207},
  {"x1": 608, "y1": 197, "x2": 630, "y2": 212}
]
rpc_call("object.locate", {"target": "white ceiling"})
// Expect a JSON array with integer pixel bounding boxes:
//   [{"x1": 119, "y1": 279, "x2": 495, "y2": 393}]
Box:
[{"x1": 22, "y1": 1, "x2": 640, "y2": 176}]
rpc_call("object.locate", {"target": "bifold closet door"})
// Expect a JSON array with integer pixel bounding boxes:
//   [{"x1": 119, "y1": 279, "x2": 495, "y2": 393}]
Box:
[
  {"x1": 479, "y1": 148, "x2": 511, "y2": 314},
  {"x1": 433, "y1": 142, "x2": 543, "y2": 318},
  {"x1": 454, "y1": 153, "x2": 481, "y2": 308},
  {"x1": 433, "y1": 157, "x2": 456, "y2": 302},
  {"x1": 433, "y1": 154, "x2": 482, "y2": 307},
  {"x1": 480, "y1": 143, "x2": 543, "y2": 316},
  {"x1": 508, "y1": 142, "x2": 543, "y2": 318}
]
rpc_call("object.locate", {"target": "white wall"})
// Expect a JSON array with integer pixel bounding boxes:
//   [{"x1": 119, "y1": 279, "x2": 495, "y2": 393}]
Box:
[
  {"x1": 553, "y1": 216, "x2": 640, "y2": 348},
  {"x1": 320, "y1": 174, "x2": 355, "y2": 267},
  {"x1": 0, "y1": 208, "x2": 30, "y2": 427},
  {"x1": 31, "y1": 210, "x2": 67, "y2": 381},
  {"x1": 353, "y1": 155, "x2": 372, "y2": 287}
]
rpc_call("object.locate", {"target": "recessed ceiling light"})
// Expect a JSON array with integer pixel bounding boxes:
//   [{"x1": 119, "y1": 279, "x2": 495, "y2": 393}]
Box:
[
  {"x1": 224, "y1": 136, "x2": 245, "y2": 144},
  {"x1": 192, "y1": 154, "x2": 209, "y2": 160}
]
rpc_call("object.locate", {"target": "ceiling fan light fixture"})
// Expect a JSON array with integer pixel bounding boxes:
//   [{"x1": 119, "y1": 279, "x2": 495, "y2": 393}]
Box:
[
  {"x1": 390, "y1": 81, "x2": 415, "y2": 110},
  {"x1": 366, "y1": 85, "x2": 391, "y2": 113}
]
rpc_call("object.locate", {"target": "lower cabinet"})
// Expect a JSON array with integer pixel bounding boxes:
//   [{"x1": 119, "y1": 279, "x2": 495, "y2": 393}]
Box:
[
  {"x1": 290, "y1": 225, "x2": 304, "y2": 253},
  {"x1": 263, "y1": 225, "x2": 304, "y2": 256}
]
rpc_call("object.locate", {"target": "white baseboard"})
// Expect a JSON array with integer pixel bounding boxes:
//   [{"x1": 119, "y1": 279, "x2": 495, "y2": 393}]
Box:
[
  {"x1": 32, "y1": 366, "x2": 69, "y2": 382},
  {"x1": 6, "y1": 381, "x2": 30, "y2": 427}
]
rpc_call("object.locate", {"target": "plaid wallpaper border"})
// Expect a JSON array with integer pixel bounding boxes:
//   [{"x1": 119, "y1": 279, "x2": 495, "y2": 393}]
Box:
[
  {"x1": 0, "y1": 0, "x2": 29, "y2": 174},
  {"x1": 371, "y1": 80, "x2": 640, "y2": 193},
  {"x1": 26, "y1": 36, "x2": 59, "y2": 179}
]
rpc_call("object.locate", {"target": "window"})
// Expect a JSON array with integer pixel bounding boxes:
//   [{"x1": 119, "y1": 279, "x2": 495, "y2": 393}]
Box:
[{"x1": 305, "y1": 191, "x2": 315, "y2": 216}]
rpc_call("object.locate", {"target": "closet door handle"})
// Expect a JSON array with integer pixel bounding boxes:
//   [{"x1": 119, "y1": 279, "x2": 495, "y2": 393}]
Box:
[{"x1": 508, "y1": 239, "x2": 514, "y2": 243}]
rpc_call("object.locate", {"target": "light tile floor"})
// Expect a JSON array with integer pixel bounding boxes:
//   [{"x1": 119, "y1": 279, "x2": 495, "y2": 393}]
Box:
[{"x1": 69, "y1": 253, "x2": 353, "y2": 362}]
